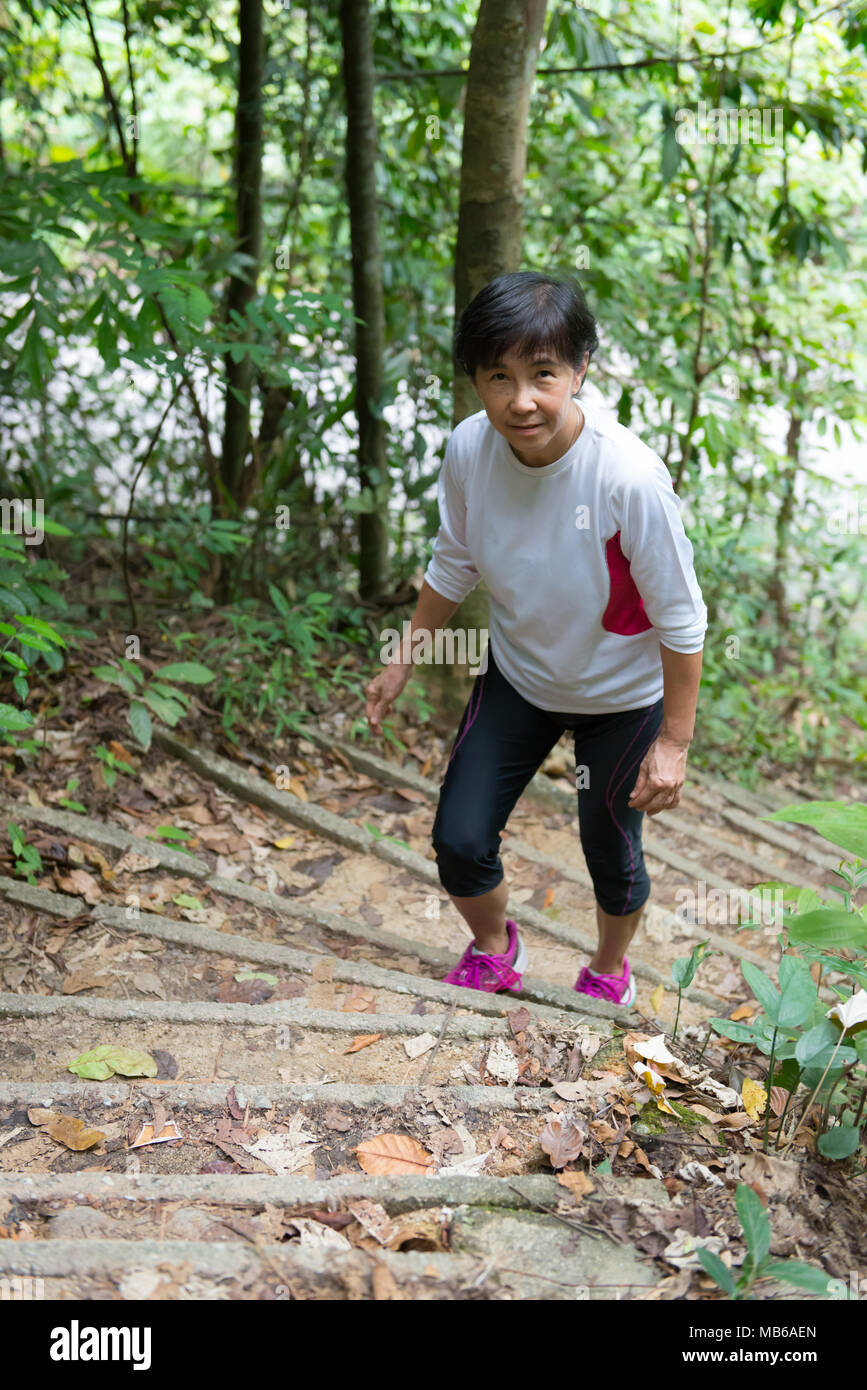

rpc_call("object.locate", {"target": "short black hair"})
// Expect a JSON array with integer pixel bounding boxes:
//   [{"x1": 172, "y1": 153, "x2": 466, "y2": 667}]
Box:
[{"x1": 454, "y1": 271, "x2": 599, "y2": 388}]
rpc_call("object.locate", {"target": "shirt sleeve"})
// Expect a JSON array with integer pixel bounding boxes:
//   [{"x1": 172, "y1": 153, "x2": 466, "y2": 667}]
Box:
[
  {"x1": 422, "y1": 433, "x2": 482, "y2": 605},
  {"x1": 618, "y1": 456, "x2": 708, "y2": 653}
]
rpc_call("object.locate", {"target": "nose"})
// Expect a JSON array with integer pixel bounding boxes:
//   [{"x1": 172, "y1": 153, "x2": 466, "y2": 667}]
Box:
[{"x1": 510, "y1": 383, "x2": 539, "y2": 413}]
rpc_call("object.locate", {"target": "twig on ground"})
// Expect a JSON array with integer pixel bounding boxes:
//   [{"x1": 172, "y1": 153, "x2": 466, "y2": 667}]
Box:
[{"x1": 418, "y1": 1003, "x2": 456, "y2": 1087}]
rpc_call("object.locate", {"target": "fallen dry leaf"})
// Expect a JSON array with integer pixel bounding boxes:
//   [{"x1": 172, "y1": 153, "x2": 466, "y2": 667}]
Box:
[
  {"x1": 44, "y1": 1115, "x2": 106, "y2": 1151},
  {"x1": 346, "y1": 1199, "x2": 399, "y2": 1246},
  {"x1": 768, "y1": 1086, "x2": 789, "y2": 1116},
  {"x1": 344, "y1": 1033, "x2": 382, "y2": 1054},
  {"x1": 403, "y1": 1032, "x2": 437, "y2": 1059},
  {"x1": 55, "y1": 868, "x2": 101, "y2": 903},
  {"x1": 649, "y1": 983, "x2": 666, "y2": 1015},
  {"x1": 323, "y1": 1107, "x2": 353, "y2": 1132},
  {"x1": 385, "y1": 1209, "x2": 448, "y2": 1251},
  {"x1": 113, "y1": 850, "x2": 161, "y2": 874},
  {"x1": 355, "y1": 1132, "x2": 435, "y2": 1176},
  {"x1": 129, "y1": 1122, "x2": 182, "y2": 1150},
  {"x1": 729, "y1": 1003, "x2": 757, "y2": 1021},
  {"x1": 539, "y1": 1115, "x2": 586, "y2": 1169},
  {"x1": 742, "y1": 1077, "x2": 767, "y2": 1121},
  {"x1": 485, "y1": 1038, "x2": 519, "y2": 1084},
  {"x1": 61, "y1": 972, "x2": 111, "y2": 995},
  {"x1": 506, "y1": 1007, "x2": 531, "y2": 1036},
  {"x1": 739, "y1": 1150, "x2": 801, "y2": 1195},
  {"x1": 342, "y1": 986, "x2": 376, "y2": 1013},
  {"x1": 557, "y1": 1169, "x2": 595, "y2": 1199}
]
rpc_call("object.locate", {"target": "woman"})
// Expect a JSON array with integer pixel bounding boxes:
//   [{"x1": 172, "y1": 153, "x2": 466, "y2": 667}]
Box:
[{"x1": 365, "y1": 271, "x2": 706, "y2": 1006}]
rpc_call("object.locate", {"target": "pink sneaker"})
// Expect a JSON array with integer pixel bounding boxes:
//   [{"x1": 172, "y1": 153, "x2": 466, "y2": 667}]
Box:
[
  {"x1": 574, "y1": 957, "x2": 636, "y2": 1007},
  {"x1": 443, "y1": 919, "x2": 528, "y2": 994}
]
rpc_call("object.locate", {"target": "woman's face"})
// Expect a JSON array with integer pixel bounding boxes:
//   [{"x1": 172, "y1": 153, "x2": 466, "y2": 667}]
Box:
[{"x1": 470, "y1": 346, "x2": 588, "y2": 465}]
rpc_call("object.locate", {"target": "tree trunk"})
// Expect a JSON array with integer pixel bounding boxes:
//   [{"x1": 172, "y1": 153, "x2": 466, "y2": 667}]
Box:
[
  {"x1": 768, "y1": 411, "x2": 801, "y2": 673},
  {"x1": 339, "y1": 0, "x2": 389, "y2": 601},
  {"x1": 220, "y1": 0, "x2": 264, "y2": 512},
  {"x1": 432, "y1": 0, "x2": 547, "y2": 714},
  {"x1": 453, "y1": 0, "x2": 548, "y2": 425}
]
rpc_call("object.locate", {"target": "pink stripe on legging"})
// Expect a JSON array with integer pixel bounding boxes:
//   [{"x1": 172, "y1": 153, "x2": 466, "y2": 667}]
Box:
[
  {"x1": 602, "y1": 709, "x2": 654, "y2": 913},
  {"x1": 447, "y1": 672, "x2": 486, "y2": 766}
]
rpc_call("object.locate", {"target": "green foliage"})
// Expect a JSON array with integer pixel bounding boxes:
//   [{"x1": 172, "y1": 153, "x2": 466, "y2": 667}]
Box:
[
  {"x1": 698, "y1": 1183, "x2": 839, "y2": 1299},
  {"x1": 0, "y1": 529, "x2": 70, "y2": 736},
  {"x1": 90, "y1": 658, "x2": 216, "y2": 751},
  {"x1": 709, "y1": 800, "x2": 867, "y2": 1157},
  {"x1": 6, "y1": 819, "x2": 43, "y2": 886},
  {"x1": 670, "y1": 939, "x2": 714, "y2": 1040}
]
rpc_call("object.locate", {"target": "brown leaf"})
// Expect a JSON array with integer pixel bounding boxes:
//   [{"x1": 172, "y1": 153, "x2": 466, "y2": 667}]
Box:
[
  {"x1": 542, "y1": 886, "x2": 555, "y2": 909},
  {"x1": 55, "y1": 868, "x2": 101, "y2": 903},
  {"x1": 129, "y1": 1122, "x2": 182, "y2": 1149},
  {"x1": 539, "y1": 1115, "x2": 586, "y2": 1169},
  {"x1": 61, "y1": 972, "x2": 111, "y2": 995},
  {"x1": 108, "y1": 740, "x2": 134, "y2": 765},
  {"x1": 490, "y1": 1124, "x2": 520, "y2": 1153},
  {"x1": 342, "y1": 986, "x2": 376, "y2": 1013},
  {"x1": 174, "y1": 802, "x2": 215, "y2": 825},
  {"x1": 44, "y1": 1115, "x2": 105, "y2": 1151},
  {"x1": 557, "y1": 1169, "x2": 595, "y2": 1200},
  {"x1": 346, "y1": 1199, "x2": 399, "y2": 1245},
  {"x1": 323, "y1": 1107, "x2": 353, "y2": 1132},
  {"x1": 343, "y1": 1033, "x2": 382, "y2": 1054},
  {"x1": 506, "y1": 1007, "x2": 531, "y2": 1037},
  {"x1": 386, "y1": 1209, "x2": 447, "y2": 1252},
  {"x1": 729, "y1": 1004, "x2": 757, "y2": 1021},
  {"x1": 217, "y1": 978, "x2": 273, "y2": 1005},
  {"x1": 769, "y1": 1086, "x2": 789, "y2": 1117},
  {"x1": 226, "y1": 1086, "x2": 243, "y2": 1121},
  {"x1": 355, "y1": 1132, "x2": 435, "y2": 1176}
]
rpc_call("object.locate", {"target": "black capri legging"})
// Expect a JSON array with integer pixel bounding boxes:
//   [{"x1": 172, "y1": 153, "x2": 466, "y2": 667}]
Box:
[{"x1": 431, "y1": 644, "x2": 664, "y2": 917}]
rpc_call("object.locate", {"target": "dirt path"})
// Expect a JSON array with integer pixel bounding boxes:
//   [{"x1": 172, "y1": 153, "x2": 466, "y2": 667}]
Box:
[{"x1": 0, "y1": 717, "x2": 862, "y2": 1300}]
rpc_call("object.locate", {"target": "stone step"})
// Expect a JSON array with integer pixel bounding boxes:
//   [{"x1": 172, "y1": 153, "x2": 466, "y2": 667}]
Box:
[
  {"x1": 0, "y1": 990, "x2": 611, "y2": 1091},
  {"x1": 0, "y1": 1076, "x2": 570, "y2": 1179},
  {"x1": 0, "y1": 879, "x2": 633, "y2": 1026},
  {"x1": 295, "y1": 721, "x2": 836, "y2": 872},
  {"x1": 0, "y1": 1222, "x2": 659, "y2": 1300},
  {"x1": 143, "y1": 734, "x2": 728, "y2": 1009}
]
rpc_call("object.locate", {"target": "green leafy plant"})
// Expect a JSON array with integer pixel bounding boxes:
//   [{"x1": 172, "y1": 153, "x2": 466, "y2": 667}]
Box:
[
  {"x1": 670, "y1": 939, "x2": 714, "y2": 1040},
  {"x1": 0, "y1": 525, "x2": 71, "y2": 740},
  {"x1": 7, "y1": 820, "x2": 43, "y2": 886},
  {"x1": 57, "y1": 777, "x2": 86, "y2": 813},
  {"x1": 708, "y1": 800, "x2": 867, "y2": 1157},
  {"x1": 93, "y1": 744, "x2": 136, "y2": 790},
  {"x1": 698, "y1": 1183, "x2": 840, "y2": 1300},
  {"x1": 90, "y1": 659, "x2": 216, "y2": 751}
]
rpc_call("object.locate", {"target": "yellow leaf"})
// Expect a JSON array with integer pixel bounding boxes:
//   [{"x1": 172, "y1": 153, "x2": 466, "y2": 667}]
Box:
[
  {"x1": 273, "y1": 836, "x2": 295, "y2": 849},
  {"x1": 649, "y1": 983, "x2": 665, "y2": 1015},
  {"x1": 742, "y1": 1077, "x2": 767, "y2": 1121},
  {"x1": 632, "y1": 1060, "x2": 677, "y2": 1115},
  {"x1": 44, "y1": 1115, "x2": 106, "y2": 1151},
  {"x1": 729, "y1": 1004, "x2": 756, "y2": 1021}
]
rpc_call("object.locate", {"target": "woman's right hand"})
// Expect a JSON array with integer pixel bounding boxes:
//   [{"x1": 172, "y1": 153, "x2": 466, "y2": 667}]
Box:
[{"x1": 365, "y1": 662, "x2": 411, "y2": 735}]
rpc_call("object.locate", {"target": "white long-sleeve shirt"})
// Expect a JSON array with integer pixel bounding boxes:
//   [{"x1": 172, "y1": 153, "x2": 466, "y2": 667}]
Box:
[{"x1": 422, "y1": 399, "x2": 708, "y2": 713}]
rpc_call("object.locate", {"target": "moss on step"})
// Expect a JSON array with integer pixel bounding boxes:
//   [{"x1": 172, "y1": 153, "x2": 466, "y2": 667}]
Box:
[{"x1": 632, "y1": 1098, "x2": 706, "y2": 1135}]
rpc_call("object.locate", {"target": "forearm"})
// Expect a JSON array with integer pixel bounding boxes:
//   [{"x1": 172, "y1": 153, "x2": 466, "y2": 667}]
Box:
[
  {"x1": 394, "y1": 580, "x2": 461, "y2": 665},
  {"x1": 658, "y1": 644, "x2": 703, "y2": 745}
]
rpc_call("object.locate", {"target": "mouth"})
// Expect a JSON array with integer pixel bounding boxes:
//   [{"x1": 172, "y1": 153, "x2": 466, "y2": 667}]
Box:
[{"x1": 511, "y1": 423, "x2": 544, "y2": 432}]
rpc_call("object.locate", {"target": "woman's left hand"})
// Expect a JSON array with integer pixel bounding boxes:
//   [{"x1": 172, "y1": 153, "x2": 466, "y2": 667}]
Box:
[{"x1": 628, "y1": 736, "x2": 690, "y2": 816}]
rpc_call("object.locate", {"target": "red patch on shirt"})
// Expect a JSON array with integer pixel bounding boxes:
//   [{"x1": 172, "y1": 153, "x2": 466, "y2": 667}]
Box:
[{"x1": 601, "y1": 531, "x2": 653, "y2": 636}]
